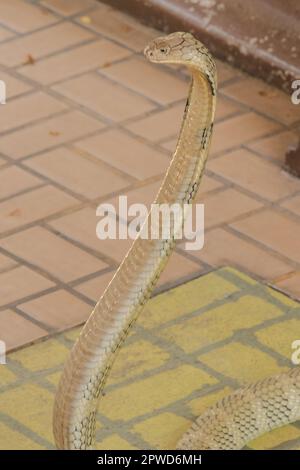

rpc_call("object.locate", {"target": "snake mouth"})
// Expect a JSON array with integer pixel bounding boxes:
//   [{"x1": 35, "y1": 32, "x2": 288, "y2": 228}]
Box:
[
  {"x1": 144, "y1": 42, "x2": 172, "y2": 63},
  {"x1": 144, "y1": 45, "x2": 156, "y2": 62}
]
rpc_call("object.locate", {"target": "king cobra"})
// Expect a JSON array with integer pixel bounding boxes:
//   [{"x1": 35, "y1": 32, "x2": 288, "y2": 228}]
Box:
[{"x1": 53, "y1": 32, "x2": 300, "y2": 450}]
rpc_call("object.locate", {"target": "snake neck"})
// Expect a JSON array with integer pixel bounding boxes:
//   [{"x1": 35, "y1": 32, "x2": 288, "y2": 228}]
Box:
[
  {"x1": 157, "y1": 69, "x2": 216, "y2": 207},
  {"x1": 53, "y1": 64, "x2": 217, "y2": 450}
]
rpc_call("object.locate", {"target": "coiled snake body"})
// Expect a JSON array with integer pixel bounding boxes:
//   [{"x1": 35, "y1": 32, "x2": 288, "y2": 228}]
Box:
[{"x1": 53, "y1": 32, "x2": 300, "y2": 450}]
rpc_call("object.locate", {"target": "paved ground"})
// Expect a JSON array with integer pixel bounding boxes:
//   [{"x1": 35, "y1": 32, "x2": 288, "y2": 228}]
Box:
[
  {"x1": 1, "y1": 267, "x2": 300, "y2": 450},
  {"x1": 0, "y1": 0, "x2": 299, "y2": 451},
  {"x1": 0, "y1": 0, "x2": 299, "y2": 352}
]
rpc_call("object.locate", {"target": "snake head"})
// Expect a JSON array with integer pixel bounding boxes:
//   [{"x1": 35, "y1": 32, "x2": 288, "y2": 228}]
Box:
[
  {"x1": 144, "y1": 32, "x2": 194, "y2": 63},
  {"x1": 144, "y1": 31, "x2": 217, "y2": 93},
  {"x1": 144, "y1": 31, "x2": 208, "y2": 63},
  {"x1": 144, "y1": 32, "x2": 217, "y2": 95}
]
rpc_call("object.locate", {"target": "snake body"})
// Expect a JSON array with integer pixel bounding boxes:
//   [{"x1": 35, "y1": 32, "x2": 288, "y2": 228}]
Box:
[{"x1": 53, "y1": 32, "x2": 300, "y2": 450}]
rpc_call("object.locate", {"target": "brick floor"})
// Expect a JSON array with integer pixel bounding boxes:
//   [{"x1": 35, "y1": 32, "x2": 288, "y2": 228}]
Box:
[
  {"x1": 1, "y1": 268, "x2": 300, "y2": 450},
  {"x1": 0, "y1": 23, "x2": 95, "y2": 68},
  {"x1": 0, "y1": 0, "x2": 58, "y2": 33},
  {"x1": 0, "y1": 0, "x2": 299, "y2": 409}
]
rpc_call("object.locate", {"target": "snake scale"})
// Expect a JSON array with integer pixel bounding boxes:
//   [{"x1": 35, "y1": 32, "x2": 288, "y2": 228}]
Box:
[{"x1": 53, "y1": 32, "x2": 300, "y2": 450}]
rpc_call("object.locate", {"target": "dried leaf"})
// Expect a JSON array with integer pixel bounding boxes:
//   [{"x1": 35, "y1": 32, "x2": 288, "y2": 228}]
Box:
[
  {"x1": 23, "y1": 54, "x2": 35, "y2": 65},
  {"x1": 80, "y1": 16, "x2": 91, "y2": 24},
  {"x1": 8, "y1": 208, "x2": 21, "y2": 217}
]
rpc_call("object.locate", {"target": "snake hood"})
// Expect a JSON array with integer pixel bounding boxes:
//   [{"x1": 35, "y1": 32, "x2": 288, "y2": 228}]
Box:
[
  {"x1": 144, "y1": 32, "x2": 205, "y2": 63},
  {"x1": 144, "y1": 32, "x2": 217, "y2": 97}
]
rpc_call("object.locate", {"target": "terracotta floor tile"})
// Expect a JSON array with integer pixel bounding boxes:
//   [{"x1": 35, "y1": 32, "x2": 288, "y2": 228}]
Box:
[
  {"x1": 0, "y1": 1, "x2": 298, "y2": 347},
  {"x1": 101, "y1": 57, "x2": 187, "y2": 105},
  {"x1": 0, "y1": 23, "x2": 95, "y2": 67},
  {"x1": 191, "y1": 227, "x2": 293, "y2": 281},
  {"x1": 215, "y1": 59, "x2": 238, "y2": 84},
  {"x1": 49, "y1": 206, "x2": 132, "y2": 261},
  {"x1": 54, "y1": 73, "x2": 155, "y2": 121},
  {"x1": 281, "y1": 194, "x2": 300, "y2": 217},
  {"x1": 126, "y1": 102, "x2": 185, "y2": 142},
  {"x1": 75, "y1": 271, "x2": 115, "y2": 302},
  {"x1": 158, "y1": 252, "x2": 203, "y2": 287},
  {"x1": 210, "y1": 112, "x2": 281, "y2": 155},
  {"x1": 209, "y1": 148, "x2": 300, "y2": 201},
  {"x1": 0, "y1": 27, "x2": 14, "y2": 42},
  {"x1": 0, "y1": 110, "x2": 102, "y2": 160},
  {"x1": 195, "y1": 174, "x2": 225, "y2": 199},
  {"x1": 106, "y1": 181, "x2": 161, "y2": 220},
  {"x1": 124, "y1": 96, "x2": 240, "y2": 141},
  {"x1": 0, "y1": 226, "x2": 107, "y2": 282},
  {"x1": 274, "y1": 272, "x2": 300, "y2": 300},
  {"x1": 0, "y1": 166, "x2": 41, "y2": 200},
  {"x1": 0, "y1": 253, "x2": 17, "y2": 273},
  {"x1": 0, "y1": 309, "x2": 47, "y2": 351},
  {"x1": 247, "y1": 130, "x2": 299, "y2": 163},
  {"x1": 0, "y1": 266, "x2": 54, "y2": 307},
  {"x1": 223, "y1": 77, "x2": 300, "y2": 125},
  {"x1": 42, "y1": 0, "x2": 99, "y2": 16},
  {"x1": 19, "y1": 39, "x2": 130, "y2": 85},
  {"x1": 105, "y1": 174, "x2": 223, "y2": 224},
  {"x1": 0, "y1": 185, "x2": 77, "y2": 234},
  {"x1": 231, "y1": 210, "x2": 300, "y2": 264},
  {"x1": 19, "y1": 289, "x2": 92, "y2": 330},
  {"x1": 0, "y1": 71, "x2": 32, "y2": 99},
  {"x1": 75, "y1": 251, "x2": 203, "y2": 296},
  {"x1": 0, "y1": 91, "x2": 66, "y2": 133},
  {"x1": 0, "y1": 0, "x2": 58, "y2": 33},
  {"x1": 25, "y1": 147, "x2": 130, "y2": 199},
  {"x1": 161, "y1": 137, "x2": 178, "y2": 153},
  {"x1": 77, "y1": 6, "x2": 157, "y2": 52},
  {"x1": 75, "y1": 129, "x2": 170, "y2": 180},
  {"x1": 75, "y1": 250, "x2": 202, "y2": 298},
  {"x1": 48, "y1": 207, "x2": 103, "y2": 253},
  {"x1": 88, "y1": 233, "x2": 133, "y2": 264},
  {"x1": 215, "y1": 95, "x2": 243, "y2": 121},
  {"x1": 202, "y1": 188, "x2": 262, "y2": 228}
]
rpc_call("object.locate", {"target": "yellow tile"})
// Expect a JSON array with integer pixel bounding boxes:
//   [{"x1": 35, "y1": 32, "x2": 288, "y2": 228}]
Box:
[
  {"x1": 46, "y1": 371, "x2": 61, "y2": 387},
  {"x1": 96, "y1": 434, "x2": 137, "y2": 450},
  {"x1": 0, "y1": 383, "x2": 54, "y2": 444},
  {"x1": 222, "y1": 266, "x2": 258, "y2": 286},
  {"x1": 256, "y1": 318, "x2": 300, "y2": 359},
  {"x1": 133, "y1": 412, "x2": 191, "y2": 450},
  {"x1": 140, "y1": 272, "x2": 238, "y2": 328},
  {"x1": 63, "y1": 326, "x2": 81, "y2": 342},
  {"x1": 249, "y1": 424, "x2": 300, "y2": 450},
  {"x1": 107, "y1": 340, "x2": 169, "y2": 385},
  {"x1": 100, "y1": 365, "x2": 217, "y2": 421},
  {"x1": 199, "y1": 342, "x2": 284, "y2": 384},
  {"x1": 0, "y1": 422, "x2": 44, "y2": 450},
  {"x1": 291, "y1": 443, "x2": 300, "y2": 450},
  {"x1": 188, "y1": 387, "x2": 232, "y2": 417},
  {"x1": 0, "y1": 365, "x2": 16, "y2": 386},
  {"x1": 268, "y1": 287, "x2": 299, "y2": 309},
  {"x1": 10, "y1": 339, "x2": 69, "y2": 372},
  {"x1": 158, "y1": 295, "x2": 283, "y2": 353}
]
